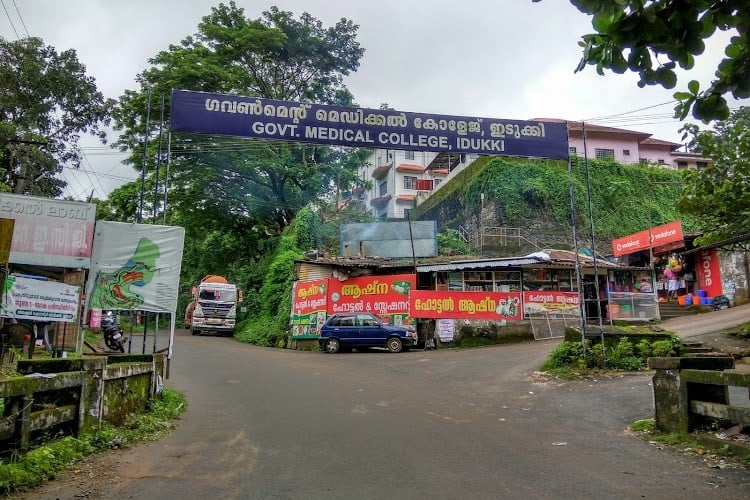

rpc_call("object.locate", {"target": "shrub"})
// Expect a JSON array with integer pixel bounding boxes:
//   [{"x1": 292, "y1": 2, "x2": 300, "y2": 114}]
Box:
[
  {"x1": 542, "y1": 335, "x2": 682, "y2": 373},
  {"x1": 651, "y1": 339, "x2": 679, "y2": 357},
  {"x1": 235, "y1": 315, "x2": 287, "y2": 347},
  {"x1": 541, "y1": 340, "x2": 589, "y2": 370}
]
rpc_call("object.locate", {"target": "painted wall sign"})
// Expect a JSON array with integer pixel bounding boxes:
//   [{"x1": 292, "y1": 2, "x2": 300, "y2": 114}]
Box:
[
  {"x1": 522, "y1": 291, "x2": 579, "y2": 314},
  {"x1": 611, "y1": 220, "x2": 684, "y2": 257},
  {"x1": 171, "y1": 89, "x2": 569, "y2": 159},
  {"x1": 410, "y1": 290, "x2": 522, "y2": 321},
  {"x1": 0, "y1": 193, "x2": 95, "y2": 268},
  {"x1": 291, "y1": 278, "x2": 329, "y2": 339}
]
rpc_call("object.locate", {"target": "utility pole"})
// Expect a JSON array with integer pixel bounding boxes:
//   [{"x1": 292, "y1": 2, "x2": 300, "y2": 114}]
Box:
[{"x1": 9, "y1": 139, "x2": 47, "y2": 194}]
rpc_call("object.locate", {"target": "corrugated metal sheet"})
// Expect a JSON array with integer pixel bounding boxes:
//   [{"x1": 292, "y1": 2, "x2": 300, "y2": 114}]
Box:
[
  {"x1": 417, "y1": 256, "x2": 547, "y2": 272},
  {"x1": 296, "y1": 261, "x2": 335, "y2": 281}
]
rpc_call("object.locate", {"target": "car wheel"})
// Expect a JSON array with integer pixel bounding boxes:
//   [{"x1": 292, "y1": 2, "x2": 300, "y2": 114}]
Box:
[
  {"x1": 386, "y1": 337, "x2": 403, "y2": 353},
  {"x1": 324, "y1": 338, "x2": 340, "y2": 354},
  {"x1": 192, "y1": 329, "x2": 200, "y2": 336}
]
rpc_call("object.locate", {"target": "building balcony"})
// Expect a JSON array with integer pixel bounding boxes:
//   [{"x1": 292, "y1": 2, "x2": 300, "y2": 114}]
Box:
[{"x1": 370, "y1": 194, "x2": 392, "y2": 208}]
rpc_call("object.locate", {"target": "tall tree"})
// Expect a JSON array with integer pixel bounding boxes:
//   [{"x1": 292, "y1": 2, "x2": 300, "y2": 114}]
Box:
[
  {"x1": 0, "y1": 36, "x2": 113, "y2": 197},
  {"x1": 109, "y1": 2, "x2": 365, "y2": 288},
  {"x1": 565, "y1": 0, "x2": 748, "y2": 122},
  {"x1": 677, "y1": 107, "x2": 750, "y2": 242}
]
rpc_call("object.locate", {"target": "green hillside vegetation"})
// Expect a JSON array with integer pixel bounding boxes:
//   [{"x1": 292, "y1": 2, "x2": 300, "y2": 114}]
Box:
[{"x1": 413, "y1": 156, "x2": 698, "y2": 246}]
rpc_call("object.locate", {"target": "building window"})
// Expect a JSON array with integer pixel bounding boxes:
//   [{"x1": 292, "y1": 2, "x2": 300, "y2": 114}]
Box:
[
  {"x1": 379, "y1": 180, "x2": 388, "y2": 197},
  {"x1": 404, "y1": 150, "x2": 415, "y2": 160},
  {"x1": 569, "y1": 146, "x2": 577, "y2": 155},
  {"x1": 595, "y1": 148, "x2": 615, "y2": 160},
  {"x1": 623, "y1": 149, "x2": 630, "y2": 156},
  {"x1": 434, "y1": 178, "x2": 442, "y2": 187},
  {"x1": 403, "y1": 176, "x2": 417, "y2": 190},
  {"x1": 696, "y1": 161, "x2": 708, "y2": 168},
  {"x1": 657, "y1": 159, "x2": 665, "y2": 165},
  {"x1": 677, "y1": 161, "x2": 688, "y2": 168},
  {"x1": 639, "y1": 158, "x2": 648, "y2": 164},
  {"x1": 403, "y1": 208, "x2": 411, "y2": 219}
]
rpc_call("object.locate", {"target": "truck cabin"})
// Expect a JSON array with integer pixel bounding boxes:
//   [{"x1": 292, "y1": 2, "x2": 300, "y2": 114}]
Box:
[
  {"x1": 197, "y1": 287, "x2": 237, "y2": 302},
  {"x1": 198, "y1": 288, "x2": 220, "y2": 300}
]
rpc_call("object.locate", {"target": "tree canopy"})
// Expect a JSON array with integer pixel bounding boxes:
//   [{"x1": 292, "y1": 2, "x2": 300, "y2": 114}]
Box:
[
  {"x1": 567, "y1": 0, "x2": 748, "y2": 122},
  {"x1": 677, "y1": 107, "x2": 750, "y2": 242},
  {"x1": 0, "y1": 36, "x2": 113, "y2": 196},
  {"x1": 109, "y1": 2, "x2": 367, "y2": 288}
]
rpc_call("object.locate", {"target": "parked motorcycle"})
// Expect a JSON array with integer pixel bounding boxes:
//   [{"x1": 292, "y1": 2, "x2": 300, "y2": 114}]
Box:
[{"x1": 101, "y1": 311, "x2": 127, "y2": 353}]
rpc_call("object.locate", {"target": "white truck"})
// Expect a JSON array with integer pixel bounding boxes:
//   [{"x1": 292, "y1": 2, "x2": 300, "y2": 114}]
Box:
[{"x1": 188, "y1": 275, "x2": 241, "y2": 336}]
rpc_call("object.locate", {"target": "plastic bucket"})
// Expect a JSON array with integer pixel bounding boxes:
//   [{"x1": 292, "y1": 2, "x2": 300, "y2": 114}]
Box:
[
  {"x1": 697, "y1": 289, "x2": 707, "y2": 298},
  {"x1": 620, "y1": 304, "x2": 632, "y2": 317},
  {"x1": 677, "y1": 295, "x2": 686, "y2": 306},
  {"x1": 607, "y1": 304, "x2": 620, "y2": 319},
  {"x1": 703, "y1": 297, "x2": 714, "y2": 305},
  {"x1": 684, "y1": 295, "x2": 693, "y2": 306}
]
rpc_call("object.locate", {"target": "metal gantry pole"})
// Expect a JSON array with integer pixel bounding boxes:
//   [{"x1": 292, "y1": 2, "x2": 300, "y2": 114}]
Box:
[
  {"x1": 567, "y1": 133, "x2": 586, "y2": 359},
  {"x1": 138, "y1": 87, "x2": 153, "y2": 223},
  {"x1": 581, "y1": 122, "x2": 606, "y2": 366},
  {"x1": 153, "y1": 94, "x2": 166, "y2": 224}
]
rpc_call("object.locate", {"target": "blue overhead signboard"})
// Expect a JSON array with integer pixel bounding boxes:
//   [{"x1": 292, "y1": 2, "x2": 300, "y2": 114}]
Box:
[{"x1": 170, "y1": 89, "x2": 569, "y2": 159}]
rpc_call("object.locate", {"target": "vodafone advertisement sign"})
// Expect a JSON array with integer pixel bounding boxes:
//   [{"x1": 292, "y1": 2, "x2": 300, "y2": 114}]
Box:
[{"x1": 612, "y1": 220, "x2": 684, "y2": 257}]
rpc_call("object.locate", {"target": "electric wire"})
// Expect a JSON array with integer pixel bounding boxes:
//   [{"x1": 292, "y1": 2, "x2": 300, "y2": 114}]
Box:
[
  {"x1": 10, "y1": 0, "x2": 27, "y2": 37},
  {"x1": 81, "y1": 149, "x2": 114, "y2": 200},
  {"x1": 0, "y1": 0, "x2": 19, "y2": 38}
]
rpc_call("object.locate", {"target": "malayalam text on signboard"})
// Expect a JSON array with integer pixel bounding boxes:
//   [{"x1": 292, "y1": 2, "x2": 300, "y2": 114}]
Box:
[
  {"x1": 171, "y1": 89, "x2": 569, "y2": 159},
  {"x1": 0, "y1": 193, "x2": 95, "y2": 268}
]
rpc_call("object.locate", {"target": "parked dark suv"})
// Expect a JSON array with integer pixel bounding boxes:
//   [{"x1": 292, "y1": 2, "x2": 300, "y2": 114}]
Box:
[{"x1": 318, "y1": 312, "x2": 417, "y2": 353}]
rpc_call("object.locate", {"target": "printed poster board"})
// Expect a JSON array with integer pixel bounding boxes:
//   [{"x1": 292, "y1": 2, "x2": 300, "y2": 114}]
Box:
[
  {"x1": 326, "y1": 274, "x2": 415, "y2": 325},
  {"x1": 410, "y1": 290, "x2": 522, "y2": 321},
  {"x1": 1, "y1": 275, "x2": 80, "y2": 322},
  {"x1": 291, "y1": 278, "x2": 328, "y2": 339}
]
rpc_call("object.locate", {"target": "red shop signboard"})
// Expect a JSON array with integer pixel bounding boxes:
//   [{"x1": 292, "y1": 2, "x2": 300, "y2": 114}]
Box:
[{"x1": 410, "y1": 290, "x2": 522, "y2": 321}]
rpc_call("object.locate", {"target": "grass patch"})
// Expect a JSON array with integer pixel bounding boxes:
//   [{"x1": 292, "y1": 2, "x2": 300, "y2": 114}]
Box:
[
  {"x1": 724, "y1": 322, "x2": 750, "y2": 340},
  {"x1": 0, "y1": 387, "x2": 186, "y2": 494},
  {"x1": 628, "y1": 418, "x2": 750, "y2": 466}
]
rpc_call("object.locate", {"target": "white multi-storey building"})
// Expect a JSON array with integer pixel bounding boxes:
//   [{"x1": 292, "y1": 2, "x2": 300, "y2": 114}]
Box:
[{"x1": 356, "y1": 149, "x2": 477, "y2": 219}]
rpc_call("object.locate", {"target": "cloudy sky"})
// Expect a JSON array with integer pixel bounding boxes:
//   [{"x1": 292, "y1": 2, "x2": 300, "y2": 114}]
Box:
[{"x1": 1, "y1": 0, "x2": 741, "y2": 200}]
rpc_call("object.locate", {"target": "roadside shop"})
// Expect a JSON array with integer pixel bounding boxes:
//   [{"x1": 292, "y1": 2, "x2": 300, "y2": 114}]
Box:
[{"x1": 611, "y1": 220, "x2": 726, "y2": 308}]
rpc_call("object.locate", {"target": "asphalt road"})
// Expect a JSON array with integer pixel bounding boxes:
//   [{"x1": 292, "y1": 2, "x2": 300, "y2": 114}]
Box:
[
  {"x1": 659, "y1": 301, "x2": 750, "y2": 339},
  {"x1": 19, "y1": 320, "x2": 750, "y2": 500}
]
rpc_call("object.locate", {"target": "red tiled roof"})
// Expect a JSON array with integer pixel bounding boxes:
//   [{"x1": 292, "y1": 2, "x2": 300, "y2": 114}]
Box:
[
  {"x1": 641, "y1": 137, "x2": 681, "y2": 148},
  {"x1": 396, "y1": 194, "x2": 416, "y2": 202},
  {"x1": 431, "y1": 169, "x2": 449, "y2": 175},
  {"x1": 372, "y1": 164, "x2": 392, "y2": 179},
  {"x1": 534, "y1": 118, "x2": 651, "y2": 141},
  {"x1": 396, "y1": 163, "x2": 426, "y2": 173}
]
